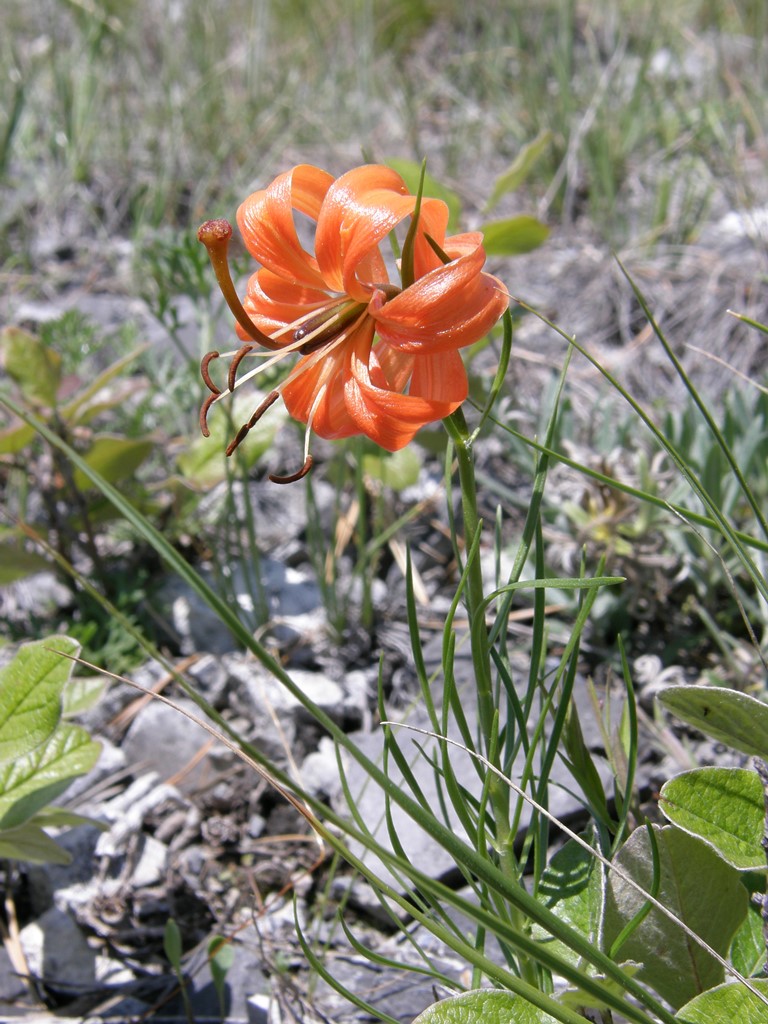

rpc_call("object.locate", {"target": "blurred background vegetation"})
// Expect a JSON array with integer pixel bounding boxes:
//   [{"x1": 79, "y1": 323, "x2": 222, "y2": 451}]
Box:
[{"x1": 2, "y1": 0, "x2": 766, "y2": 251}]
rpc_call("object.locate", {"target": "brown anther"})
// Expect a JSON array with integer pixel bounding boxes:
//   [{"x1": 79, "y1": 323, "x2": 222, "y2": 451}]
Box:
[
  {"x1": 228, "y1": 344, "x2": 254, "y2": 394},
  {"x1": 199, "y1": 393, "x2": 218, "y2": 437},
  {"x1": 224, "y1": 390, "x2": 281, "y2": 457},
  {"x1": 269, "y1": 454, "x2": 314, "y2": 485},
  {"x1": 225, "y1": 424, "x2": 250, "y2": 457},
  {"x1": 201, "y1": 350, "x2": 221, "y2": 394}
]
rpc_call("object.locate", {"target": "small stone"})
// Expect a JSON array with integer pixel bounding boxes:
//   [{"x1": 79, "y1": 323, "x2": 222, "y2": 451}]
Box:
[
  {"x1": 131, "y1": 834, "x2": 168, "y2": 888},
  {"x1": 246, "y1": 813, "x2": 267, "y2": 838},
  {"x1": 247, "y1": 992, "x2": 277, "y2": 1024},
  {"x1": 121, "y1": 700, "x2": 231, "y2": 791},
  {"x1": 26, "y1": 824, "x2": 103, "y2": 916},
  {"x1": 20, "y1": 906, "x2": 95, "y2": 992},
  {"x1": 300, "y1": 737, "x2": 344, "y2": 799}
]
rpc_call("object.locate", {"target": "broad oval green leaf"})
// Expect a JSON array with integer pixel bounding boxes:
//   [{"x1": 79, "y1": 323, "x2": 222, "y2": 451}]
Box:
[
  {"x1": 209, "y1": 934, "x2": 235, "y2": 1000},
  {"x1": 676, "y1": 980, "x2": 768, "y2": 1023},
  {"x1": 659, "y1": 767, "x2": 764, "y2": 870},
  {"x1": 0, "y1": 636, "x2": 79, "y2": 764},
  {"x1": 729, "y1": 905, "x2": 767, "y2": 979},
  {"x1": 62, "y1": 675, "x2": 106, "y2": 717},
  {"x1": 362, "y1": 446, "x2": 422, "y2": 491},
  {"x1": 533, "y1": 836, "x2": 603, "y2": 969},
  {"x1": 412, "y1": 989, "x2": 561, "y2": 1024},
  {"x1": 658, "y1": 685, "x2": 768, "y2": 759},
  {"x1": 480, "y1": 216, "x2": 550, "y2": 256},
  {"x1": 72, "y1": 434, "x2": 153, "y2": 490},
  {"x1": 0, "y1": 723, "x2": 101, "y2": 830},
  {"x1": 0, "y1": 326, "x2": 62, "y2": 408},
  {"x1": 603, "y1": 825, "x2": 748, "y2": 1009}
]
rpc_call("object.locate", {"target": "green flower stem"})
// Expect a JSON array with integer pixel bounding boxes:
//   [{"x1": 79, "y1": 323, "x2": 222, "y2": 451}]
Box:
[
  {"x1": 443, "y1": 407, "x2": 494, "y2": 737},
  {"x1": 443, "y1": 405, "x2": 538, "y2": 987}
]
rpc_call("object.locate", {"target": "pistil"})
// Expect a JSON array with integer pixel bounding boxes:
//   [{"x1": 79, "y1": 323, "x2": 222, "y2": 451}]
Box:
[{"x1": 197, "y1": 220, "x2": 281, "y2": 350}]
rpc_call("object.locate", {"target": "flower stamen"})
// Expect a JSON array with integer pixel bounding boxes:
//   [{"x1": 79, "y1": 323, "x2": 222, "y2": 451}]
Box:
[
  {"x1": 201, "y1": 350, "x2": 221, "y2": 395},
  {"x1": 268, "y1": 454, "x2": 314, "y2": 485},
  {"x1": 199, "y1": 392, "x2": 217, "y2": 437},
  {"x1": 267, "y1": 382, "x2": 325, "y2": 484},
  {"x1": 227, "y1": 343, "x2": 256, "y2": 393},
  {"x1": 225, "y1": 389, "x2": 281, "y2": 457}
]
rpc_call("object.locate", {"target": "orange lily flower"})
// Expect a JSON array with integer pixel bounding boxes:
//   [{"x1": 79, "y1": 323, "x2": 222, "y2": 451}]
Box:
[{"x1": 198, "y1": 164, "x2": 508, "y2": 481}]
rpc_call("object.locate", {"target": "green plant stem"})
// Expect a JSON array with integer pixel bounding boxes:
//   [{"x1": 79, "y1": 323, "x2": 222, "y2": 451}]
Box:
[
  {"x1": 443, "y1": 405, "x2": 539, "y2": 987},
  {"x1": 443, "y1": 407, "x2": 494, "y2": 736}
]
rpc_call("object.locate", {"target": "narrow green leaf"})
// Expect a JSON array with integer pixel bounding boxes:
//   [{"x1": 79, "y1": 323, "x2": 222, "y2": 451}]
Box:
[
  {"x1": 385, "y1": 158, "x2": 462, "y2": 232},
  {"x1": 0, "y1": 326, "x2": 61, "y2": 407},
  {"x1": 603, "y1": 825, "x2": 748, "y2": 1009},
  {"x1": 412, "y1": 989, "x2": 563, "y2": 1024},
  {"x1": 676, "y1": 980, "x2": 768, "y2": 1023},
  {"x1": 0, "y1": 821, "x2": 72, "y2": 865},
  {"x1": 0, "y1": 723, "x2": 101, "y2": 829},
  {"x1": 485, "y1": 132, "x2": 552, "y2": 211},
  {"x1": 400, "y1": 158, "x2": 426, "y2": 289},
  {"x1": 659, "y1": 768, "x2": 765, "y2": 870},
  {"x1": 72, "y1": 435, "x2": 154, "y2": 490},
  {"x1": 560, "y1": 703, "x2": 610, "y2": 828},
  {"x1": 0, "y1": 636, "x2": 79, "y2": 763},
  {"x1": 480, "y1": 216, "x2": 550, "y2": 256},
  {"x1": 658, "y1": 686, "x2": 768, "y2": 760}
]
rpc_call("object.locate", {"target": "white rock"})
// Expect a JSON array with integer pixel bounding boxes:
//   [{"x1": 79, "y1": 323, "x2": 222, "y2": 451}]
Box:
[{"x1": 20, "y1": 906, "x2": 95, "y2": 991}]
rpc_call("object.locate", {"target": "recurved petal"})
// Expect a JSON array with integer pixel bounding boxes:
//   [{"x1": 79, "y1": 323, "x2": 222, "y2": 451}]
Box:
[
  {"x1": 237, "y1": 268, "x2": 331, "y2": 343},
  {"x1": 237, "y1": 165, "x2": 334, "y2": 288},
  {"x1": 411, "y1": 197, "x2": 450, "y2": 279},
  {"x1": 343, "y1": 334, "x2": 464, "y2": 450},
  {"x1": 370, "y1": 237, "x2": 508, "y2": 353},
  {"x1": 409, "y1": 347, "x2": 468, "y2": 403},
  {"x1": 280, "y1": 320, "x2": 375, "y2": 441},
  {"x1": 316, "y1": 165, "x2": 418, "y2": 300},
  {"x1": 282, "y1": 356, "x2": 360, "y2": 440}
]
